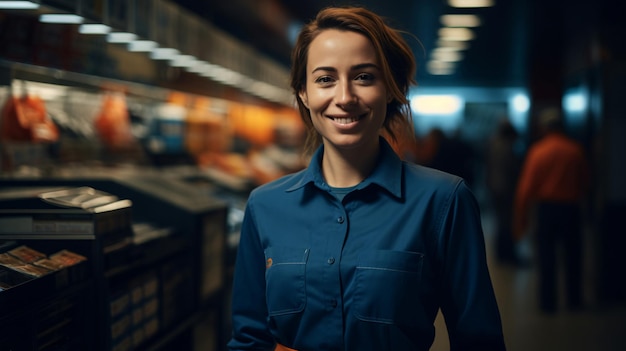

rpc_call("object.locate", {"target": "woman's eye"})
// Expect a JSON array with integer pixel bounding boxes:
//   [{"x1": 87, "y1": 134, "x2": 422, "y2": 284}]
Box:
[
  {"x1": 314, "y1": 76, "x2": 334, "y2": 84},
  {"x1": 355, "y1": 73, "x2": 375, "y2": 83}
]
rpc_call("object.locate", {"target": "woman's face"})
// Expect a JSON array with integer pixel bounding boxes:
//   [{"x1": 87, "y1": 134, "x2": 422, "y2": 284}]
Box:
[{"x1": 299, "y1": 29, "x2": 389, "y2": 153}]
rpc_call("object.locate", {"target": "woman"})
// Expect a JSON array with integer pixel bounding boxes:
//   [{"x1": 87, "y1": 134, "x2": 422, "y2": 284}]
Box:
[{"x1": 228, "y1": 6, "x2": 506, "y2": 351}]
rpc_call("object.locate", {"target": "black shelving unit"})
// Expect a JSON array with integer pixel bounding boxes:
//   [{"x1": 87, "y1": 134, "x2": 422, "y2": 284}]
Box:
[{"x1": 0, "y1": 176, "x2": 229, "y2": 351}]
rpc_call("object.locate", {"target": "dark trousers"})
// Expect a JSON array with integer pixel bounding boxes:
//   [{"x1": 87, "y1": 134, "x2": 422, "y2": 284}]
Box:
[{"x1": 536, "y1": 202, "x2": 583, "y2": 312}]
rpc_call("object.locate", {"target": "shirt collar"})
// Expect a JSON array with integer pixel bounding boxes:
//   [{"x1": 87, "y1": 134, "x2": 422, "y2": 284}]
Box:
[{"x1": 286, "y1": 137, "x2": 403, "y2": 200}]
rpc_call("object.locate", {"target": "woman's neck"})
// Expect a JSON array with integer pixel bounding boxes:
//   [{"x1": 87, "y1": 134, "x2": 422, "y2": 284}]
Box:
[{"x1": 321, "y1": 140, "x2": 380, "y2": 188}]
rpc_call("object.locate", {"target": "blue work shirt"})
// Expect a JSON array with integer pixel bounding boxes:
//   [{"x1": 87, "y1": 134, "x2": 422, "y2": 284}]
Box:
[{"x1": 228, "y1": 138, "x2": 506, "y2": 351}]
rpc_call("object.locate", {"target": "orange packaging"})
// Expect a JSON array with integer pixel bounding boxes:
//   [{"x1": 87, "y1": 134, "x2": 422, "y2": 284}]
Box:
[
  {"x1": 0, "y1": 93, "x2": 59, "y2": 143},
  {"x1": 94, "y1": 91, "x2": 134, "y2": 148}
]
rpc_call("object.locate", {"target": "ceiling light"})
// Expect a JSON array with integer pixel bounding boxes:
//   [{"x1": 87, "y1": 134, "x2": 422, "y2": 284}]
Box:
[
  {"x1": 448, "y1": 0, "x2": 495, "y2": 8},
  {"x1": 511, "y1": 94, "x2": 530, "y2": 113},
  {"x1": 426, "y1": 61, "x2": 456, "y2": 75},
  {"x1": 433, "y1": 46, "x2": 465, "y2": 53},
  {"x1": 107, "y1": 32, "x2": 137, "y2": 43},
  {"x1": 411, "y1": 95, "x2": 462, "y2": 113},
  {"x1": 170, "y1": 54, "x2": 198, "y2": 68},
  {"x1": 438, "y1": 27, "x2": 475, "y2": 41},
  {"x1": 431, "y1": 49, "x2": 464, "y2": 62},
  {"x1": 427, "y1": 60, "x2": 455, "y2": 71},
  {"x1": 128, "y1": 40, "x2": 158, "y2": 52},
  {"x1": 78, "y1": 24, "x2": 111, "y2": 34},
  {"x1": 40, "y1": 14, "x2": 84, "y2": 24},
  {"x1": 440, "y1": 14, "x2": 481, "y2": 27},
  {"x1": 150, "y1": 48, "x2": 180, "y2": 60},
  {"x1": 185, "y1": 61, "x2": 209, "y2": 74},
  {"x1": 0, "y1": 1, "x2": 39, "y2": 9},
  {"x1": 436, "y1": 39, "x2": 470, "y2": 50}
]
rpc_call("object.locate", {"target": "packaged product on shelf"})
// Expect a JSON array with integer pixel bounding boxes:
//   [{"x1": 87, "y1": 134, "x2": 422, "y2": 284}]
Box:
[
  {"x1": 0, "y1": 91, "x2": 59, "y2": 143},
  {"x1": 49, "y1": 249, "x2": 87, "y2": 266},
  {"x1": 32, "y1": 258, "x2": 66, "y2": 271},
  {"x1": 7, "y1": 245, "x2": 46, "y2": 264},
  {"x1": 94, "y1": 91, "x2": 134, "y2": 148},
  {"x1": 4, "y1": 262, "x2": 52, "y2": 277},
  {"x1": 0, "y1": 253, "x2": 52, "y2": 277},
  {"x1": 0, "y1": 252, "x2": 25, "y2": 266}
]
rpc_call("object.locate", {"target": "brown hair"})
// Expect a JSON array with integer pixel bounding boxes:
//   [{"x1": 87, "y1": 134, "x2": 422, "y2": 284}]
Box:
[{"x1": 290, "y1": 6, "x2": 417, "y2": 156}]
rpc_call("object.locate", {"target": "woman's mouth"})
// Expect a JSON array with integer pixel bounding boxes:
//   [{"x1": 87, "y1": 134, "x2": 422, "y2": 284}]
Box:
[{"x1": 330, "y1": 115, "x2": 362, "y2": 124}]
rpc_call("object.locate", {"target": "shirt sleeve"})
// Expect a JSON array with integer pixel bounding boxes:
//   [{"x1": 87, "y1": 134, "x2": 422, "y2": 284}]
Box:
[
  {"x1": 438, "y1": 181, "x2": 506, "y2": 351},
  {"x1": 227, "y1": 197, "x2": 276, "y2": 351}
]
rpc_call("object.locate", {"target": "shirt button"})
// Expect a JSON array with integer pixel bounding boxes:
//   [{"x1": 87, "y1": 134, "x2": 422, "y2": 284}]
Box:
[
  {"x1": 337, "y1": 216, "x2": 344, "y2": 224},
  {"x1": 331, "y1": 299, "x2": 337, "y2": 308},
  {"x1": 327, "y1": 257, "x2": 335, "y2": 265}
]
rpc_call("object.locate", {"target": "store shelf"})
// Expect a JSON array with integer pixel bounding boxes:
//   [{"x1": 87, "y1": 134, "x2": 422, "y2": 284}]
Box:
[{"x1": 0, "y1": 180, "x2": 230, "y2": 351}]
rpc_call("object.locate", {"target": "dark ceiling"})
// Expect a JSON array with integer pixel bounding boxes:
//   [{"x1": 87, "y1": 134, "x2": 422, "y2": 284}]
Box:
[
  {"x1": 176, "y1": 0, "x2": 531, "y2": 88},
  {"x1": 175, "y1": 0, "x2": 625, "y2": 92}
]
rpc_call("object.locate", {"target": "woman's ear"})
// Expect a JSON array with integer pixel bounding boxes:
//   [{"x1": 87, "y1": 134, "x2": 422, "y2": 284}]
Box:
[{"x1": 299, "y1": 90, "x2": 309, "y2": 109}]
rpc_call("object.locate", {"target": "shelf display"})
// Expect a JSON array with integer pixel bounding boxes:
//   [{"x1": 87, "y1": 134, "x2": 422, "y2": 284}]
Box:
[{"x1": 0, "y1": 176, "x2": 230, "y2": 350}]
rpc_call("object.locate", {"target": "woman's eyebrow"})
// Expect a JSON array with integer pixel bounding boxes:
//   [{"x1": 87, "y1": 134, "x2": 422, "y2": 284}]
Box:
[
  {"x1": 311, "y1": 63, "x2": 380, "y2": 74},
  {"x1": 311, "y1": 66, "x2": 336, "y2": 74}
]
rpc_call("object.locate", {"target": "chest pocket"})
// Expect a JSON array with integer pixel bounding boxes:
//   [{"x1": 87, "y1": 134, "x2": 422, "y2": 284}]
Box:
[
  {"x1": 264, "y1": 246, "x2": 310, "y2": 316},
  {"x1": 353, "y1": 250, "x2": 424, "y2": 326}
]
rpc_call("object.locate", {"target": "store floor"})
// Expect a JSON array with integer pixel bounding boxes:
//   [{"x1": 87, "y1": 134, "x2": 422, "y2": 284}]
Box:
[{"x1": 194, "y1": 210, "x2": 626, "y2": 351}]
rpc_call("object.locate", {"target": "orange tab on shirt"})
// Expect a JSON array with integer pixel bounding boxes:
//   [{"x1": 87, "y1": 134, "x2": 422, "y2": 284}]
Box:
[{"x1": 275, "y1": 343, "x2": 297, "y2": 351}]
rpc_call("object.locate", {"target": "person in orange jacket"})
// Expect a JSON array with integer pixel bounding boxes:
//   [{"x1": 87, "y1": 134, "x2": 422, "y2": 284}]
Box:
[{"x1": 513, "y1": 106, "x2": 590, "y2": 313}]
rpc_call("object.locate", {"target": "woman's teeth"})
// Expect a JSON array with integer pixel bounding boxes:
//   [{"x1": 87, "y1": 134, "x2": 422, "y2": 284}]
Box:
[{"x1": 334, "y1": 116, "x2": 359, "y2": 124}]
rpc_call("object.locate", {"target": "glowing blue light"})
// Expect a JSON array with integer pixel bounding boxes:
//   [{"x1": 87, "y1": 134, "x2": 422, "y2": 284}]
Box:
[
  {"x1": 0, "y1": 1, "x2": 39, "y2": 9},
  {"x1": 511, "y1": 93, "x2": 529, "y2": 113},
  {"x1": 563, "y1": 93, "x2": 587, "y2": 113}
]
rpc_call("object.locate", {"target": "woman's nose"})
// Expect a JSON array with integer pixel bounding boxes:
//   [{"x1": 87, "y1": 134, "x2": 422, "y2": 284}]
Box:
[{"x1": 336, "y1": 82, "x2": 357, "y2": 106}]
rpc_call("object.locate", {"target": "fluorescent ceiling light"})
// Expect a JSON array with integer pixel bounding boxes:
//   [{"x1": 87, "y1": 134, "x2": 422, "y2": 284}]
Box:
[
  {"x1": 205, "y1": 65, "x2": 245, "y2": 86},
  {"x1": 170, "y1": 54, "x2": 198, "y2": 68},
  {"x1": 426, "y1": 60, "x2": 455, "y2": 75},
  {"x1": 0, "y1": 1, "x2": 39, "y2": 9},
  {"x1": 412, "y1": 95, "x2": 462, "y2": 114},
  {"x1": 427, "y1": 60, "x2": 455, "y2": 71},
  {"x1": 150, "y1": 47, "x2": 179, "y2": 60},
  {"x1": 431, "y1": 49, "x2": 464, "y2": 62},
  {"x1": 78, "y1": 24, "x2": 111, "y2": 34},
  {"x1": 426, "y1": 61, "x2": 455, "y2": 75},
  {"x1": 436, "y1": 39, "x2": 470, "y2": 50},
  {"x1": 185, "y1": 61, "x2": 209, "y2": 74},
  {"x1": 441, "y1": 14, "x2": 481, "y2": 27},
  {"x1": 448, "y1": 0, "x2": 495, "y2": 8},
  {"x1": 107, "y1": 32, "x2": 137, "y2": 43},
  {"x1": 40, "y1": 14, "x2": 84, "y2": 24},
  {"x1": 438, "y1": 27, "x2": 475, "y2": 41},
  {"x1": 128, "y1": 40, "x2": 158, "y2": 52},
  {"x1": 428, "y1": 68, "x2": 454, "y2": 76}
]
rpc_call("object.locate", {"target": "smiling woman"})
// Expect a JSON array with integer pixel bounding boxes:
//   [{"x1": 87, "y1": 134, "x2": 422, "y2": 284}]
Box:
[
  {"x1": 226, "y1": 6, "x2": 506, "y2": 351},
  {"x1": 297, "y1": 29, "x2": 389, "y2": 178}
]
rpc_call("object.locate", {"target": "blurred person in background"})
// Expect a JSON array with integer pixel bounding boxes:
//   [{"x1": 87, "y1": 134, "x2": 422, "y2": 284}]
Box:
[
  {"x1": 228, "y1": 6, "x2": 505, "y2": 351},
  {"x1": 514, "y1": 106, "x2": 590, "y2": 313},
  {"x1": 486, "y1": 118, "x2": 524, "y2": 266},
  {"x1": 418, "y1": 128, "x2": 476, "y2": 189}
]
